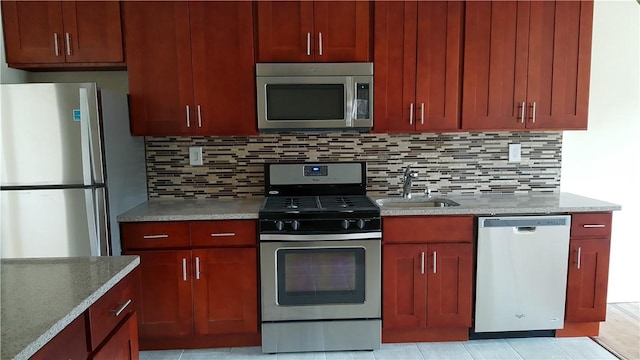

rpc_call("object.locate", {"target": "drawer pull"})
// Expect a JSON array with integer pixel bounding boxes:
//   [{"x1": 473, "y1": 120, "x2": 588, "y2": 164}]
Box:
[
  {"x1": 583, "y1": 224, "x2": 606, "y2": 228},
  {"x1": 210, "y1": 232, "x2": 235, "y2": 237},
  {"x1": 111, "y1": 299, "x2": 132, "y2": 317},
  {"x1": 143, "y1": 234, "x2": 169, "y2": 239}
]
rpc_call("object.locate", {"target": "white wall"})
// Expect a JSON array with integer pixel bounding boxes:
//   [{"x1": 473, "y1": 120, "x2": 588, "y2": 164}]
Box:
[{"x1": 561, "y1": 0, "x2": 640, "y2": 302}]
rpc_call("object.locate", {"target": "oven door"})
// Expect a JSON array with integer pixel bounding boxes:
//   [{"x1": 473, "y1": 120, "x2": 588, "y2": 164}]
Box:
[{"x1": 260, "y1": 239, "x2": 381, "y2": 322}]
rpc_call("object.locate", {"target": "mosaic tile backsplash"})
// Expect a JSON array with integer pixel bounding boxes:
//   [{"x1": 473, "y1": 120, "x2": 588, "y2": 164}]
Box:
[{"x1": 145, "y1": 132, "x2": 562, "y2": 199}]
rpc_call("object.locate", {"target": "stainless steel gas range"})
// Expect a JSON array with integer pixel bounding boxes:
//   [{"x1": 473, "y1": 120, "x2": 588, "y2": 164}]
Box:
[{"x1": 259, "y1": 162, "x2": 381, "y2": 354}]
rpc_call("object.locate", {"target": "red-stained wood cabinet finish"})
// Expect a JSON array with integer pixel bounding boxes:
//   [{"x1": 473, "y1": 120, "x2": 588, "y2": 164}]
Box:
[
  {"x1": 120, "y1": 220, "x2": 259, "y2": 350},
  {"x1": 565, "y1": 213, "x2": 612, "y2": 323},
  {"x1": 1, "y1": 1, "x2": 124, "y2": 69},
  {"x1": 462, "y1": 1, "x2": 593, "y2": 131},
  {"x1": 31, "y1": 269, "x2": 141, "y2": 360},
  {"x1": 374, "y1": 1, "x2": 463, "y2": 132},
  {"x1": 123, "y1": 1, "x2": 256, "y2": 136},
  {"x1": 382, "y1": 216, "x2": 473, "y2": 343},
  {"x1": 192, "y1": 248, "x2": 258, "y2": 335},
  {"x1": 256, "y1": 1, "x2": 371, "y2": 62}
]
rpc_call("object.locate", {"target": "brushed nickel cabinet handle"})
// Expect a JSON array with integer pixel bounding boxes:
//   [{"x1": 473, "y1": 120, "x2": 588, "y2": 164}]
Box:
[
  {"x1": 420, "y1": 103, "x2": 425, "y2": 125},
  {"x1": 531, "y1": 101, "x2": 537, "y2": 123},
  {"x1": 420, "y1": 252, "x2": 425, "y2": 274},
  {"x1": 65, "y1": 33, "x2": 72, "y2": 56},
  {"x1": 197, "y1": 105, "x2": 202, "y2": 128},
  {"x1": 519, "y1": 101, "x2": 526, "y2": 123},
  {"x1": 409, "y1": 103, "x2": 414, "y2": 125},
  {"x1": 583, "y1": 224, "x2": 606, "y2": 228},
  {"x1": 306, "y1": 33, "x2": 311, "y2": 56},
  {"x1": 210, "y1": 232, "x2": 236, "y2": 237},
  {"x1": 433, "y1": 251, "x2": 437, "y2": 274},
  {"x1": 577, "y1": 247, "x2": 582, "y2": 270},
  {"x1": 143, "y1": 234, "x2": 169, "y2": 239},
  {"x1": 54, "y1": 33, "x2": 60, "y2": 56},
  {"x1": 195, "y1": 256, "x2": 201, "y2": 280},
  {"x1": 318, "y1": 32, "x2": 323, "y2": 56},
  {"x1": 111, "y1": 299, "x2": 132, "y2": 317},
  {"x1": 186, "y1": 105, "x2": 191, "y2": 128},
  {"x1": 182, "y1": 258, "x2": 187, "y2": 281}
]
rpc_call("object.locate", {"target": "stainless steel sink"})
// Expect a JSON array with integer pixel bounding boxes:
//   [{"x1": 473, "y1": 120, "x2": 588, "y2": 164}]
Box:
[{"x1": 375, "y1": 197, "x2": 460, "y2": 208}]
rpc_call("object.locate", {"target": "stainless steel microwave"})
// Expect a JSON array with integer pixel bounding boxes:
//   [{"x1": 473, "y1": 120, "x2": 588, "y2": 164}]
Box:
[{"x1": 256, "y1": 63, "x2": 373, "y2": 132}]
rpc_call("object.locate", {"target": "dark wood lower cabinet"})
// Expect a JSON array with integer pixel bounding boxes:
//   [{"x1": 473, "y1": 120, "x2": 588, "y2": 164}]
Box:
[
  {"x1": 31, "y1": 269, "x2": 141, "y2": 360},
  {"x1": 565, "y1": 238, "x2": 611, "y2": 322},
  {"x1": 193, "y1": 248, "x2": 258, "y2": 335},
  {"x1": 93, "y1": 313, "x2": 140, "y2": 360},
  {"x1": 557, "y1": 212, "x2": 613, "y2": 338},
  {"x1": 121, "y1": 220, "x2": 260, "y2": 350},
  {"x1": 382, "y1": 216, "x2": 474, "y2": 343}
]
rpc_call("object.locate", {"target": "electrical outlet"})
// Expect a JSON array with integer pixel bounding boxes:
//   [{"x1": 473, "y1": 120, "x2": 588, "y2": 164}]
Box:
[
  {"x1": 509, "y1": 143, "x2": 522, "y2": 163},
  {"x1": 189, "y1": 146, "x2": 203, "y2": 166}
]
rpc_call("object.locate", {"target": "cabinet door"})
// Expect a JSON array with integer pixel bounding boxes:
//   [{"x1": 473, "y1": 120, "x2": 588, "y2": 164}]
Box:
[
  {"x1": 256, "y1": 1, "x2": 314, "y2": 62},
  {"x1": 414, "y1": 1, "x2": 463, "y2": 131},
  {"x1": 93, "y1": 313, "x2": 140, "y2": 360},
  {"x1": 383, "y1": 244, "x2": 427, "y2": 329},
  {"x1": 313, "y1": 1, "x2": 371, "y2": 62},
  {"x1": 193, "y1": 248, "x2": 258, "y2": 335},
  {"x1": 373, "y1": 1, "x2": 418, "y2": 133},
  {"x1": 462, "y1": 1, "x2": 530, "y2": 130},
  {"x1": 565, "y1": 238, "x2": 610, "y2": 322},
  {"x1": 30, "y1": 315, "x2": 88, "y2": 360},
  {"x1": 60, "y1": 1, "x2": 123, "y2": 63},
  {"x1": 123, "y1": 1, "x2": 195, "y2": 136},
  {"x1": 1, "y1": 1, "x2": 64, "y2": 64},
  {"x1": 130, "y1": 250, "x2": 193, "y2": 338},
  {"x1": 525, "y1": 0, "x2": 592, "y2": 130},
  {"x1": 190, "y1": 1, "x2": 257, "y2": 135},
  {"x1": 426, "y1": 243, "x2": 472, "y2": 328}
]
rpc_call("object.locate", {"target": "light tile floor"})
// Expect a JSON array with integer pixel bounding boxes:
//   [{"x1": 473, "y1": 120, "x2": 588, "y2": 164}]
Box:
[{"x1": 140, "y1": 337, "x2": 618, "y2": 360}]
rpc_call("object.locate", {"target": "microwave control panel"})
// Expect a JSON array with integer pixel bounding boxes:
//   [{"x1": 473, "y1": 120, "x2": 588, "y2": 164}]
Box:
[{"x1": 355, "y1": 83, "x2": 370, "y2": 120}]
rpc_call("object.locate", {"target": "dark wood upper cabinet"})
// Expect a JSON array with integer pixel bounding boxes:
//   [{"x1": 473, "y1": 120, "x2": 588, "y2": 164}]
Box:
[
  {"x1": 462, "y1": 1, "x2": 593, "y2": 131},
  {"x1": 256, "y1": 1, "x2": 371, "y2": 63},
  {"x1": 1, "y1": 1, "x2": 124, "y2": 69},
  {"x1": 374, "y1": 1, "x2": 463, "y2": 133},
  {"x1": 123, "y1": 1, "x2": 257, "y2": 136}
]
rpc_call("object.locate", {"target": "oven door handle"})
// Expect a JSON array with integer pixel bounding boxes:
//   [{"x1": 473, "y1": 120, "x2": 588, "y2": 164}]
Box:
[{"x1": 260, "y1": 232, "x2": 381, "y2": 241}]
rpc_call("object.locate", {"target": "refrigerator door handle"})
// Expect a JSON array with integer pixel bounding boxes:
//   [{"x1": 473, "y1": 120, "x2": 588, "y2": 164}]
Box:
[
  {"x1": 95, "y1": 187, "x2": 109, "y2": 255},
  {"x1": 84, "y1": 188, "x2": 100, "y2": 256},
  {"x1": 79, "y1": 88, "x2": 93, "y2": 186}
]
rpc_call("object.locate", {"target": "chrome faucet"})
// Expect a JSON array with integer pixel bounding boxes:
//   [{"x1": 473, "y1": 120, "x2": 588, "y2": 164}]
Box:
[{"x1": 402, "y1": 165, "x2": 418, "y2": 198}]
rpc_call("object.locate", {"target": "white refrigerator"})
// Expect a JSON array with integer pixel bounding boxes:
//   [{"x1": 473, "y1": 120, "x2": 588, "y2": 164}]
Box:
[{"x1": 1, "y1": 83, "x2": 147, "y2": 258}]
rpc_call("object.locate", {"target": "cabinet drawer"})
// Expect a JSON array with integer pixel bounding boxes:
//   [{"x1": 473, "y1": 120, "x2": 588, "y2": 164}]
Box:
[
  {"x1": 191, "y1": 220, "x2": 257, "y2": 247},
  {"x1": 571, "y1": 213, "x2": 612, "y2": 238},
  {"x1": 383, "y1": 216, "x2": 474, "y2": 243},
  {"x1": 88, "y1": 269, "x2": 139, "y2": 350},
  {"x1": 120, "y1": 222, "x2": 190, "y2": 249}
]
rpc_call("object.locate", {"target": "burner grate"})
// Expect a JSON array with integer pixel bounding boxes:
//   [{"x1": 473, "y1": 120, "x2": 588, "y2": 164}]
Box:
[
  {"x1": 318, "y1": 196, "x2": 377, "y2": 211},
  {"x1": 263, "y1": 196, "x2": 319, "y2": 211}
]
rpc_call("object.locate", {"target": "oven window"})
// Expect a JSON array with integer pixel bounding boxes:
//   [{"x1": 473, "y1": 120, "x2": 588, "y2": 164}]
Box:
[
  {"x1": 276, "y1": 247, "x2": 365, "y2": 305},
  {"x1": 266, "y1": 84, "x2": 344, "y2": 121}
]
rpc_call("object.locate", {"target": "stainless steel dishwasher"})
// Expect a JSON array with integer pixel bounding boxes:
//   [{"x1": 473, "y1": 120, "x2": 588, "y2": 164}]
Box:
[{"x1": 474, "y1": 215, "x2": 571, "y2": 333}]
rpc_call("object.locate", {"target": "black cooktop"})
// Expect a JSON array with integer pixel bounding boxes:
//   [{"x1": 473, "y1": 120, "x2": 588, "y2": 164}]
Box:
[{"x1": 260, "y1": 195, "x2": 379, "y2": 214}]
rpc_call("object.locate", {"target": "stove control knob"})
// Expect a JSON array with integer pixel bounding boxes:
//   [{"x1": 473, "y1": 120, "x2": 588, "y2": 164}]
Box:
[
  {"x1": 275, "y1": 221, "x2": 284, "y2": 231},
  {"x1": 341, "y1": 220, "x2": 350, "y2": 230},
  {"x1": 291, "y1": 220, "x2": 300, "y2": 231},
  {"x1": 357, "y1": 219, "x2": 366, "y2": 229}
]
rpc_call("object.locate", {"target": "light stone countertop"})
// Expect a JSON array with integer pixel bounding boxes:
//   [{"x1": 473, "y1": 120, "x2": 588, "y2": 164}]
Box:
[
  {"x1": 117, "y1": 197, "x2": 264, "y2": 222},
  {"x1": 116, "y1": 193, "x2": 620, "y2": 222},
  {"x1": 373, "y1": 192, "x2": 621, "y2": 216},
  {"x1": 1, "y1": 256, "x2": 140, "y2": 360}
]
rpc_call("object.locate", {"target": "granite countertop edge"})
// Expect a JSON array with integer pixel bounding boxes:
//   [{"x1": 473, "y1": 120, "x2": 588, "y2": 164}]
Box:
[
  {"x1": 116, "y1": 193, "x2": 621, "y2": 222},
  {"x1": 15, "y1": 257, "x2": 140, "y2": 360}
]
